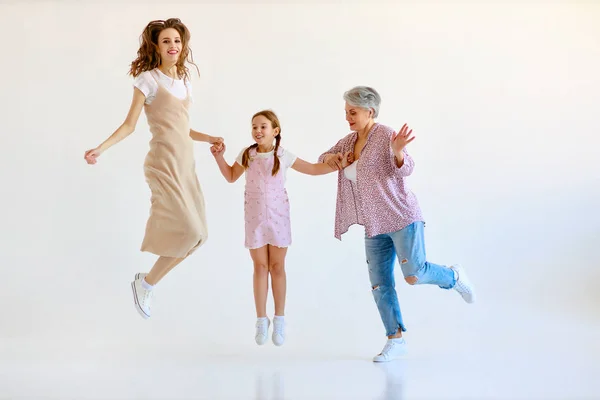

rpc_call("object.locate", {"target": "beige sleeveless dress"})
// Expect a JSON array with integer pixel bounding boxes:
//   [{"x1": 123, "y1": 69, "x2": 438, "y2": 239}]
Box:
[{"x1": 140, "y1": 70, "x2": 208, "y2": 258}]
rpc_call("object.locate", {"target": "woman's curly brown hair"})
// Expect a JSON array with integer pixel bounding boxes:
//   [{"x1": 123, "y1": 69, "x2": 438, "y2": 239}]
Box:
[{"x1": 128, "y1": 18, "x2": 199, "y2": 81}]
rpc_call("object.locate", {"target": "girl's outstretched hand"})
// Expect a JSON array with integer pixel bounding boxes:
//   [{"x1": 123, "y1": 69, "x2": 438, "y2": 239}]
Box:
[
  {"x1": 84, "y1": 147, "x2": 102, "y2": 165},
  {"x1": 324, "y1": 152, "x2": 343, "y2": 170},
  {"x1": 210, "y1": 142, "x2": 226, "y2": 157}
]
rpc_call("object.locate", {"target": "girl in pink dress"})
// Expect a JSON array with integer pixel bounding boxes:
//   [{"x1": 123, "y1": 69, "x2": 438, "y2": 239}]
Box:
[{"x1": 210, "y1": 110, "x2": 351, "y2": 346}]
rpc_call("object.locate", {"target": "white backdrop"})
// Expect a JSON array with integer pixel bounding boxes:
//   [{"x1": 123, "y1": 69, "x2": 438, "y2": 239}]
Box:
[{"x1": 1, "y1": 1, "x2": 599, "y2": 367}]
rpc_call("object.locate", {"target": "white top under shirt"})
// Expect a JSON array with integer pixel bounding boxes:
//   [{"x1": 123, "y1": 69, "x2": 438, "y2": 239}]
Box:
[
  {"x1": 235, "y1": 147, "x2": 297, "y2": 183},
  {"x1": 133, "y1": 69, "x2": 193, "y2": 105},
  {"x1": 344, "y1": 162, "x2": 358, "y2": 183}
]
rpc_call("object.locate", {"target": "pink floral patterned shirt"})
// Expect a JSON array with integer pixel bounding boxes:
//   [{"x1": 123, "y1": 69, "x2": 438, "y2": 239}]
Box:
[{"x1": 318, "y1": 123, "x2": 424, "y2": 240}]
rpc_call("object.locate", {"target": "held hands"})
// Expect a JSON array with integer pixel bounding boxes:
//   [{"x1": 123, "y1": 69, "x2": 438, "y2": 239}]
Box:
[
  {"x1": 341, "y1": 151, "x2": 354, "y2": 168},
  {"x1": 390, "y1": 123, "x2": 415, "y2": 156},
  {"x1": 209, "y1": 135, "x2": 225, "y2": 157},
  {"x1": 210, "y1": 141, "x2": 226, "y2": 158},
  {"x1": 324, "y1": 151, "x2": 354, "y2": 170},
  {"x1": 209, "y1": 136, "x2": 224, "y2": 146},
  {"x1": 84, "y1": 147, "x2": 102, "y2": 165}
]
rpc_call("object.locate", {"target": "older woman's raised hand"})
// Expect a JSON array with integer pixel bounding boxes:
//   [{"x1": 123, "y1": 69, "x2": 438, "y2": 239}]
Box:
[{"x1": 391, "y1": 123, "x2": 415, "y2": 156}]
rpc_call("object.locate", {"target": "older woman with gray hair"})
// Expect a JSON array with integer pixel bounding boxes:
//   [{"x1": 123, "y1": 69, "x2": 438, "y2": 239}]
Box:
[{"x1": 319, "y1": 86, "x2": 475, "y2": 362}]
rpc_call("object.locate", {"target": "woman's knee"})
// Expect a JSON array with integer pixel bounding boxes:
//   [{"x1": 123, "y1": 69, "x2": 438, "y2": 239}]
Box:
[
  {"x1": 182, "y1": 222, "x2": 204, "y2": 245},
  {"x1": 402, "y1": 259, "x2": 423, "y2": 285},
  {"x1": 404, "y1": 276, "x2": 418, "y2": 285}
]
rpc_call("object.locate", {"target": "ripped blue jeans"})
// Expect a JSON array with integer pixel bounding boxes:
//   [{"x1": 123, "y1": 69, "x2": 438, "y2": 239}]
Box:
[{"x1": 365, "y1": 222, "x2": 456, "y2": 336}]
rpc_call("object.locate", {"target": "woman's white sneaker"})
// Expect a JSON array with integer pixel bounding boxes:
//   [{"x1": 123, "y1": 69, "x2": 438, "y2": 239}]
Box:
[
  {"x1": 373, "y1": 338, "x2": 407, "y2": 362},
  {"x1": 131, "y1": 273, "x2": 152, "y2": 319},
  {"x1": 450, "y1": 264, "x2": 475, "y2": 303}
]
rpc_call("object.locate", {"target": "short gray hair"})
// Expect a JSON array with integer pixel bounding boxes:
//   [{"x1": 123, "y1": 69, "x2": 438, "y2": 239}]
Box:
[{"x1": 343, "y1": 86, "x2": 381, "y2": 118}]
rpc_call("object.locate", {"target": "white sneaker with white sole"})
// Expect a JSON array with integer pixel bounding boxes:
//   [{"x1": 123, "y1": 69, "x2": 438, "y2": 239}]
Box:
[
  {"x1": 450, "y1": 264, "x2": 475, "y2": 303},
  {"x1": 255, "y1": 317, "x2": 270, "y2": 345},
  {"x1": 272, "y1": 316, "x2": 286, "y2": 346},
  {"x1": 373, "y1": 338, "x2": 408, "y2": 362},
  {"x1": 131, "y1": 273, "x2": 152, "y2": 319}
]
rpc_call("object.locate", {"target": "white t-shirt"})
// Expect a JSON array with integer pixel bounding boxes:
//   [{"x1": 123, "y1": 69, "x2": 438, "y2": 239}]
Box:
[
  {"x1": 133, "y1": 69, "x2": 193, "y2": 105},
  {"x1": 235, "y1": 147, "x2": 297, "y2": 182},
  {"x1": 344, "y1": 161, "x2": 358, "y2": 182}
]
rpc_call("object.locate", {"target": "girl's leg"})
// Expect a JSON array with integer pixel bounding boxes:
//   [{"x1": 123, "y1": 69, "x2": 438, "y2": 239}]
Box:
[
  {"x1": 250, "y1": 246, "x2": 270, "y2": 345},
  {"x1": 268, "y1": 245, "x2": 288, "y2": 346},
  {"x1": 250, "y1": 246, "x2": 270, "y2": 318},
  {"x1": 268, "y1": 245, "x2": 288, "y2": 317}
]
